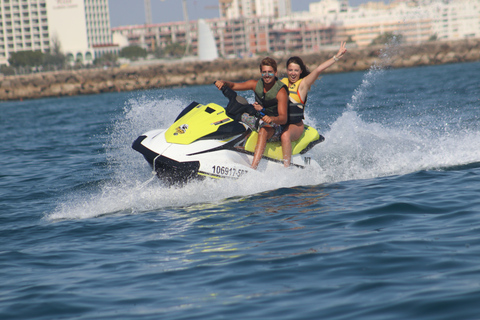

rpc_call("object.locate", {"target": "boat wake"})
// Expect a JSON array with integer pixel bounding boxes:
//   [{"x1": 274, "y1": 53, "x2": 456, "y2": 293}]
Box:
[
  {"x1": 312, "y1": 109, "x2": 480, "y2": 183},
  {"x1": 47, "y1": 90, "x2": 480, "y2": 221}
]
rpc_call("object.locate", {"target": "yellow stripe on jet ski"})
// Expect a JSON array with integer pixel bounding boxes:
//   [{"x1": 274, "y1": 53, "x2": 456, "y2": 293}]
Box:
[
  {"x1": 165, "y1": 103, "x2": 233, "y2": 145},
  {"x1": 197, "y1": 172, "x2": 222, "y2": 179},
  {"x1": 244, "y1": 125, "x2": 320, "y2": 160}
]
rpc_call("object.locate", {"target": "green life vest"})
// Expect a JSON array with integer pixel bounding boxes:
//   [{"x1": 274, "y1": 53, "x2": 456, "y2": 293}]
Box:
[{"x1": 254, "y1": 79, "x2": 288, "y2": 117}]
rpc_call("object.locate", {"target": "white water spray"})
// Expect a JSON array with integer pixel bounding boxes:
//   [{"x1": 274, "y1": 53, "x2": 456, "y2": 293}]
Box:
[
  {"x1": 314, "y1": 37, "x2": 480, "y2": 183},
  {"x1": 48, "y1": 92, "x2": 323, "y2": 220},
  {"x1": 347, "y1": 36, "x2": 401, "y2": 111},
  {"x1": 47, "y1": 47, "x2": 480, "y2": 220}
]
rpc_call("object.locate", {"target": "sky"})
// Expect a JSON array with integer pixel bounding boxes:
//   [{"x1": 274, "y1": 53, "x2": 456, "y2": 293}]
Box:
[{"x1": 108, "y1": 0, "x2": 369, "y2": 28}]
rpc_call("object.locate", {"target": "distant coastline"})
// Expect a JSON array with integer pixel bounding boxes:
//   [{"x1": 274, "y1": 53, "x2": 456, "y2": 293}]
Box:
[{"x1": 1, "y1": 39, "x2": 479, "y2": 101}]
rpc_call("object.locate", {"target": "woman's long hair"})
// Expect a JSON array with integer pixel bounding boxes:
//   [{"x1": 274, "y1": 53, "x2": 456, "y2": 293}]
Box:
[{"x1": 286, "y1": 56, "x2": 310, "y2": 79}]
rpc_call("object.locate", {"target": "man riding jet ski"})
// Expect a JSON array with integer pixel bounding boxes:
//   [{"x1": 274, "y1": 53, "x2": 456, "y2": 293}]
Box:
[{"x1": 132, "y1": 84, "x2": 324, "y2": 185}]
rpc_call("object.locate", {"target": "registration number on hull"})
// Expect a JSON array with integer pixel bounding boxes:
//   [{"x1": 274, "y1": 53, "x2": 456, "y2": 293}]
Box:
[{"x1": 211, "y1": 165, "x2": 248, "y2": 178}]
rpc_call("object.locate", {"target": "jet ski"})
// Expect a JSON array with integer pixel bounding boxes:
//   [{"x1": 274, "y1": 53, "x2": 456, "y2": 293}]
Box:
[{"x1": 132, "y1": 84, "x2": 324, "y2": 185}]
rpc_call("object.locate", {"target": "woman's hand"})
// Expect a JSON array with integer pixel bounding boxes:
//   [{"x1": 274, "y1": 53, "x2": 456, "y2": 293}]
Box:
[{"x1": 335, "y1": 42, "x2": 347, "y2": 60}]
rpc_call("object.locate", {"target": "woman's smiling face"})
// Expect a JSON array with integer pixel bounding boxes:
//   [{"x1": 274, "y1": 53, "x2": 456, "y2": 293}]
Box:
[{"x1": 287, "y1": 62, "x2": 301, "y2": 84}]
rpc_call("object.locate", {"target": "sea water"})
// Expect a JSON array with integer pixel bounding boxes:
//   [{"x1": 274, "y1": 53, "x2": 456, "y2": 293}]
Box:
[{"x1": 1, "y1": 59, "x2": 480, "y2": 319}]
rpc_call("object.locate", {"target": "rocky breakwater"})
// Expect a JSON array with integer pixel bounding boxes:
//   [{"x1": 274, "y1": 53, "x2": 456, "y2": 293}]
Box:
[{"x1": 1, "y1": 39, "x2": 479, "y2": 101}]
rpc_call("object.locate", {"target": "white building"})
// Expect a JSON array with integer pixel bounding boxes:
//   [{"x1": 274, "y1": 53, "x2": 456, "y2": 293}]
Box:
[
  {"x1": 0, "y1": 0, "x2": 116, "y2": 66},
  {"x1": 307, "y1": 0, "x2": 480, "y2": 46},
  {"x1": 0, "y1": 0, "x2": 50, "y2": 64},
  {"x1": 111, "y1": 0, "x2": 480, "y2": 63},
  {"x1": 307, "y1": 0, "x2": 432, "y2": 46},
  {"x1": 219, "y1": 0, "x2": 291, "y2": 19},
  {"x1": 424, "y1": 0, "x2": 480, "y2": 40},
  {"x1": 84, "y1": 0, "x2": 116, "y2": 58},
  {"x1": 46, "y1": 0, "x2": 91, "y2": 63}
]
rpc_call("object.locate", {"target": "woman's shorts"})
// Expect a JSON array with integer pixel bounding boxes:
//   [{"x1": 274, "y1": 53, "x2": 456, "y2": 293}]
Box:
[{"x1": 241, "y1": 113, "x2": 285, "y2": 142}]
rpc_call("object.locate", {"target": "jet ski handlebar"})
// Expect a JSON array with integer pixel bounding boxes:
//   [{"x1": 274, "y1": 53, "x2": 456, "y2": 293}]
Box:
[{"x1": 214, "y1": 82, "x2": 260, "y2": 121}]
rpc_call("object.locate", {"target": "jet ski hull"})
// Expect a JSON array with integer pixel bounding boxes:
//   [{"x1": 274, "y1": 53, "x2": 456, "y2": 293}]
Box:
[
  {"x1": 133, "y1": 128, "x2": 320, "y2": 185},
  {"x1": 133, "y1": 129, "x2": 253, "y2": 184}
]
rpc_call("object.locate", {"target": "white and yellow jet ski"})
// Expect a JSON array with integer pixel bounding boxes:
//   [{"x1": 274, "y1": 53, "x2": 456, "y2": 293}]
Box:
[{"x1": 132, "y1": 85, "x2": 324, "y2": 185}]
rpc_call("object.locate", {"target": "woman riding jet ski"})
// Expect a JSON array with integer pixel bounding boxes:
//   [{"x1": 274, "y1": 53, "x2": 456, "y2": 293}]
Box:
[{"x1": 132, "y1": 84, "x2": 324, "y2": 185}]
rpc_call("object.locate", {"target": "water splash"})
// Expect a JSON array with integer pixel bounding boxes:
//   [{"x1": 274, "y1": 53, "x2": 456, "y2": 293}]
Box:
[
  {"x1": 347, "y1": 36, "x2": 401, "y2": 111},
  {"x1": 47, "y1": 164, "x2": 320, "y2": 220},
  {"x1": 313, "y1": 36, "x2": 480, "y2": 183},
  {"x1": 47, "y1": 93, "x2": 322, "y2": 220},
  {"x1": 104, "y1": 93, "x2": 186, "y2": 183},
  {"x1": 47, "y1": 57, "x2": 480, "y2": 220},
  {"x1": 319, "y1": 111, "x2": 480, "y2": 181}
]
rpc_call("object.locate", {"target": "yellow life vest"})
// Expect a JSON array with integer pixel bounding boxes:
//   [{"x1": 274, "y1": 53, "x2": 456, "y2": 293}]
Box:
[{"x1": 280, "y1": 78, "x2": 306, "y2": 124}]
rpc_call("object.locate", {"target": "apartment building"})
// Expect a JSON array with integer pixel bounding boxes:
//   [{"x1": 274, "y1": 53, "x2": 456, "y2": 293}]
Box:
[
  {"x1": 219, "y1": 0, "x2": 291, "y2": 19},
  {"x1": 84, "y1": 0, "x2": 115, "y2": 57},
  {"x1": 308, "y1": 0, "x2": 479, "y2": 46},
  {"x1": 112, "y1": 0, "x2": 480, "y2": 62},
  {"x1": 0, "y1": 0, "x2": 116, "y2": 65},
  {"x1": 0, "y1": 0, "x2": 50, "y2": 64},
  {"x1": 424, "y1": 0, "x2": 480, "y2": 40},
  {"x1": 112, "y1": 16, "x2": 334, "y2": 58}
]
